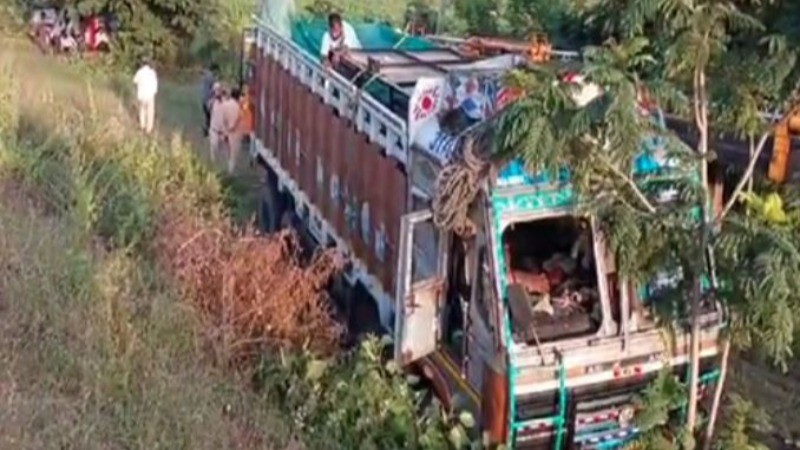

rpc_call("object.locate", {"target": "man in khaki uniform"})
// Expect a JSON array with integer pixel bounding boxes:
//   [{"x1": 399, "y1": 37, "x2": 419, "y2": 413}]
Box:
[{"x1": 208, "y1": 83, "x2": 241, "y2": 172}]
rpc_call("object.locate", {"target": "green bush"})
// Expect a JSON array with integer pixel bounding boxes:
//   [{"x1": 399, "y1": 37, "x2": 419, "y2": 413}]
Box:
[{"x1": 255, "y1": 338, "x2": 479, "y2": 450}]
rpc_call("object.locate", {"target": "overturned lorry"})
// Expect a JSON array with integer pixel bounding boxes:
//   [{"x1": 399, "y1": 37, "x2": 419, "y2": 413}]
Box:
[{"x1": 244, "y1": 12, "x2": 723, "y2": 450}]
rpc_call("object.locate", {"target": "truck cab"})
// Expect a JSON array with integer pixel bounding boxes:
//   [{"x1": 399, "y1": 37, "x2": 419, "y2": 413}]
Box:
[
  {"x1": 246, "y1": 10, "x2": 723, "y2": 449},
  {"x1": 397, "y1": 158, "x2": 722, "y2": 449}
]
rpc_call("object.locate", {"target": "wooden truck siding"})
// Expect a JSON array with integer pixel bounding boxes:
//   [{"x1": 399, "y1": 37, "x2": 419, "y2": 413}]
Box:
[{"x1": 253, "y1": 48, "x2": 408, "y2": 299}]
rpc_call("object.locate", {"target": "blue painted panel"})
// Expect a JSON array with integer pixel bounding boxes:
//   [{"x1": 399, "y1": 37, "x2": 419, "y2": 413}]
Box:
[{"x1": 496, "y1": 109, "x2": 672, "y2": 189}]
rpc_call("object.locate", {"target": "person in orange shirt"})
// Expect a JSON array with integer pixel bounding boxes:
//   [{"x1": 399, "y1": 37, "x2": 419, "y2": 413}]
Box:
[{"x1": 230, "y1": 85, "x2": 254, "y2": 174}]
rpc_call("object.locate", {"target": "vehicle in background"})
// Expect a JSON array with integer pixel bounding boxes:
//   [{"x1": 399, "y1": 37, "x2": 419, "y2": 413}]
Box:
[{"x1": 244, "y1": 9, "x2": 724, "y2": 449}]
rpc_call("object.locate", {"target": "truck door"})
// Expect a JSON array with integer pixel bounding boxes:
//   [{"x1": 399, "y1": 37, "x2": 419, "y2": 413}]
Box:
[{"x1": 394, "y1": 210, "x2": 447, "y2": 365}]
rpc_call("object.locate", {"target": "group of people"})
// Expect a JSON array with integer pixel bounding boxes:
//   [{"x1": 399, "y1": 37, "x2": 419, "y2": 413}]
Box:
[
  {"x1": 201, "y1": 65, "x2": 254, "y2": 175},
  {"x1": 30, "y1": 7, "x2": 111, "y2": 56},
  {"x1": 132, "y1": 60, "x2": 253, "y2": 175},
  {"x1": 130, "y1": 12, "x2": 354, "y2": 175}
]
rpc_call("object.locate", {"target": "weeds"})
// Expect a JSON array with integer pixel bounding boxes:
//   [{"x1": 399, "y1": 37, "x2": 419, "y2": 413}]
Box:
[
  {"x1": 0, "y1": 191, "x2": 291, "y2": 449},
  {"x1": 157, "y1": 211, "x2": 344, "y2": 361}
]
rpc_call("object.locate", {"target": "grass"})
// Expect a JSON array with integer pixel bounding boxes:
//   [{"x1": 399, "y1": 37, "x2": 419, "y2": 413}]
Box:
[
  {"x1": 0, "y1": 36, "x2": 297, "y2": 450},
  {"x1": 0, "y1": 188, "x2": 290, "y2": 449}
]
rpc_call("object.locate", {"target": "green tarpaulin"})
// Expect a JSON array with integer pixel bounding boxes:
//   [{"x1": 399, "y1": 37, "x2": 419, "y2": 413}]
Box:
[
  {"x1": 290, "y1": 19, "x2": 435, "y2": 58},
  {"x1": 288, "y1": 19, "x2": 435, "y2": 110}
]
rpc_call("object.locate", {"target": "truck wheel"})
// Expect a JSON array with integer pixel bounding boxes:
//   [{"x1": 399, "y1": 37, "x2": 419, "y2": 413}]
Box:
[
  {"x1": 279, "y1": 209, "x2": 295, "y2": 230},
  {"x1": 331, "y1": 275, "x2": 352, "y2": 324},
  {"x1": 258, "y1": 179, "x2": 280, "y2": 233}
]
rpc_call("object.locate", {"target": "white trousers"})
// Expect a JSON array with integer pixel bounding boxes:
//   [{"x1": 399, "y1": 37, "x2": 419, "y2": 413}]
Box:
[{"x1": 137, "y1": 97, "x2": 155, "y2": 133}]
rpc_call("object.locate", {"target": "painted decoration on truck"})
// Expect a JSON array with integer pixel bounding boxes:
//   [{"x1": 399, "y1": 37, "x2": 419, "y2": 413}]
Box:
[
  {"x1": 330, "y1": 174, "x2": 339, "y2": 205},
  {"x1": 375, "y1": 224, "x2": 387, "y2": 263},
  {"x1": 361, "y1": 202, "x2": 371, "y2": 244},
  {"x1": 410, "y1": 79, "x2": 444, "y2": 131},
  {"x1": 254, "y1": 51, "x2": 408, "y2": 295},
  {"x1": 409, "y1": 70, "x2": 522, "y2": 166}
]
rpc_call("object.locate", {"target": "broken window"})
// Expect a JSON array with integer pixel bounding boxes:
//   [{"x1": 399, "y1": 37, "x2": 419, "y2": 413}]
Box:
[{"x1": 502, "y1": 216, "x2": 603, "y2": 344}]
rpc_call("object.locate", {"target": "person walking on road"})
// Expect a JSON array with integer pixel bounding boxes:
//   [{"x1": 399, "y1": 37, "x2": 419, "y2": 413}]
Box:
[
  {"x1": 133, "y1": 58, "x2": 158, "y2": 134},
  {"x1": 200, "y1": 63, "x2": 218, "y2": 137}
]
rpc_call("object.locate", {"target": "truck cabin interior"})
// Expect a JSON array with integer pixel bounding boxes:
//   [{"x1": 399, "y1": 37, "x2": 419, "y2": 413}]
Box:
[{"x1": 502, "y1": 216, "x2": 603, "y2": 344}]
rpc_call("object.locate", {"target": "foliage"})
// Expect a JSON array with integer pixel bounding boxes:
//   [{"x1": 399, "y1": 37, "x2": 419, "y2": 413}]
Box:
[
  {"x1": 624, "y1": 370, "x2": 690, "y2": 450},
  {"x1": 56, "y1": 0, "x2": 216, "y2": 66},
  {"x1": 190, "y1": 0, "x2": 257, "y2": 81},
  {"x1": 495, "y1": 37, "x2": 701, "y2": 285},
  {"x1": 492, "y1": 0, "x2": 800, "y2": 444},
  {"x1": 713, "y1": 394, "x2": 770, "y2": 450},
  {"x1": 255, "y1": 338, "x2": 478, "y2": 449},
  {"x1": 715, "y1": 190, "x2": 800, "y2": 369}
]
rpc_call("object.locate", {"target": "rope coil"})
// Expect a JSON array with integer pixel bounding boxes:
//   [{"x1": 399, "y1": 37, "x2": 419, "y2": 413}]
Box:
[{"x1": 432, "y1": 136, "x2": 492, "y2": 238}]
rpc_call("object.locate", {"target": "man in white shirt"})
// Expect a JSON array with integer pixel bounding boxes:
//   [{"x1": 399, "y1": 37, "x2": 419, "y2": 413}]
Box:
[
  {"x1": 133, "y1": 58, "x2": 158, "y2": 134},
  {"x1": 320, "y1": 13, "x2": 361, "y2": 68}
]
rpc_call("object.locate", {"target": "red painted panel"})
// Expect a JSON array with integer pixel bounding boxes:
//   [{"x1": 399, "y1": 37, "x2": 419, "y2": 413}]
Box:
[
  {"x1": 285, "y1": 74, "x2": 299, "y2": 182},
  {"x1": 297, "y1": 84, "x2": 314, "y2": 200},
  {"x1": 277, "y1": 66, "x2": 290, "y2": 170},
  {"x1": 301, "y1": 86, "x2": 319, "y2": 207},
  {"x1": 384, "y1": 157, "x2": 407, "y2": 293},
  {"x1": 260, "y1": 53, "x2": 270, "y2": 146},
  {"x1": 252, "y1": 50, "x2": 261, "y2": 143},
  {"x1": 343, "y1": 121, "x2": 365, "y2": 258},
  {"x1": 312, "y1": 98, "x2": 326, "y2": 224},
  {"x1": 265, "y1": 56, "x2": 277, "y2": 152},
  {"x1": 257, "y1": 53, "x2": 265, "y2": 144},
  {"x1": 328, "y1": 111, "x2": 346, "y2": 237},
  {"x1": 357, "y1": 136, "x2": 378, "y2": 276},
  {"x1": 371, "y1": 148, "x2": 392, "y2": 289},
  {"x1": 318, "y1": 102, "x2": 337, "y2": 231}
]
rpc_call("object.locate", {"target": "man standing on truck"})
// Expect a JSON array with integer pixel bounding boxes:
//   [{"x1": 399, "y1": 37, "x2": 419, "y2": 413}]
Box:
[
  {"x1": 133, "y1": 57, "x2": 158, "y2": 134},
  {"x1": 320, "y1": 13, "x2": 361, "y2": 68}
]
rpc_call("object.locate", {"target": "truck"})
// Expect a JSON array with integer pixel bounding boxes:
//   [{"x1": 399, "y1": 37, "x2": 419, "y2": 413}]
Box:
[{"x1": 243, "y1": 9, "x2": 724, "y2": 449}]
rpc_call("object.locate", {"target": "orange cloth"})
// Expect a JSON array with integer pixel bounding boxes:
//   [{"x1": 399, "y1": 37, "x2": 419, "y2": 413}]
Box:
[{"x1": 238, "y1": 94, "x2": 254, "y2": 134}]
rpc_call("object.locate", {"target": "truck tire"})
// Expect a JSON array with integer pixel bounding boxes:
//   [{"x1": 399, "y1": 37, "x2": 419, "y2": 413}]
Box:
[
  {"x1": 258, "y1": 178, "x2": 280, "y2": 233},
  {"x1": 279, "y1": 209, "x2": 295, "y2": 230}
]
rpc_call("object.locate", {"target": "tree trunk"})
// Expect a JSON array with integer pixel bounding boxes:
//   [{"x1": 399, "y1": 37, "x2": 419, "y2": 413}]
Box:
[
  {"x1": 687, "y1": 67, "x2": 710, "y2": 438},
  {"x1": 686, "y1": 275, "x2": 703, "y2": 434},
  {"x1": 702, "y1": 337, "x2": 731, "y2": 450}
]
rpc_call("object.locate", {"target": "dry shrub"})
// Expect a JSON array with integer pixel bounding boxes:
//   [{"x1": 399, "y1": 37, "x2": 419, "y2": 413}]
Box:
[{"x1": 157, "y1": 208, "x2": 344, "y2": 363}]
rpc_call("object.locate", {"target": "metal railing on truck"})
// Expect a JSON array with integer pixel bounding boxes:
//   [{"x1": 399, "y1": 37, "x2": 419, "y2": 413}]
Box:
[{"x1": 252, "y1": 16, "x2": 410, "y2": 167}]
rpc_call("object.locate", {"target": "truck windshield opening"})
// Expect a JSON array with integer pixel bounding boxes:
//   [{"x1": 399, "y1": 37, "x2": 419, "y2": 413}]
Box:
[{"x1": 502, "y1": 216, "x2": 603, "y2": 344}]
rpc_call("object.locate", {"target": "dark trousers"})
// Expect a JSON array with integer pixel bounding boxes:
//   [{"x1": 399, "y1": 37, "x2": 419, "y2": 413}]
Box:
[{"x1": 202, "y1": 103, "x2": 211, "y2": 137}]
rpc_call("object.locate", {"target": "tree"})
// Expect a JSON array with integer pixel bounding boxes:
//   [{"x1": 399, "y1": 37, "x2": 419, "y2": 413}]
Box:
[
  {"x1": 62, "y1": 0, "x2": 218, "y2": 65},
  {"x1": 495, "y1": 1, "x2": 800, "y2": 446}
]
